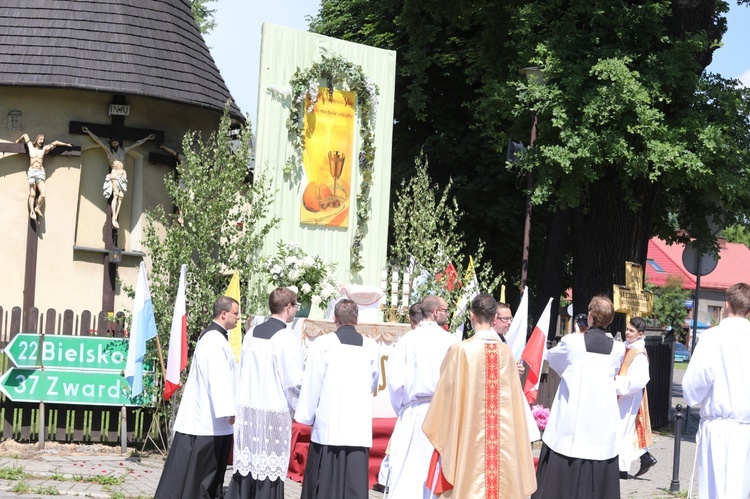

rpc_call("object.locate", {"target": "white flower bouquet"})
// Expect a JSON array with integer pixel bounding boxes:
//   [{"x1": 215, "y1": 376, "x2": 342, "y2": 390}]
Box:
[{"x1": 266, "y1": 241, "x2": 338, "y2": 308}]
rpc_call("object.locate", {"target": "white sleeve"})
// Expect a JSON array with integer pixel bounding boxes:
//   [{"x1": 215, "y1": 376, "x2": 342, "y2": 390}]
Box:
[
  {"x1": 615, "y1": 353, "x2": 650, "y2": 396},
  {"x1": 370, "y1": 343, "x2": 380, "y2": 395},
  {"x1": 277, "y1": 332, "x2": 304, "y2": 411},
  {"x1": 682, "y1": 336, "x2": 715, "y2": 407},
  {"x1": 205, "y1": 336, "x2": 236, "y2": 418},
  {"x1": 294, "y1": 340, "x2": 325, "y2": 426},
  {"x1": 386, "y1": 339, "x2": 407, "y2": 414},
  {"x1": 546, "y1": 338, "x2": 570, "y2": 376}
]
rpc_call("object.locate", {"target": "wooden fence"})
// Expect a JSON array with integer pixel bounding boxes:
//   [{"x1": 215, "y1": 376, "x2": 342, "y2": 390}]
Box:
[{"x1": 0, "y1": 306, "x2": 154, "y2": 444}]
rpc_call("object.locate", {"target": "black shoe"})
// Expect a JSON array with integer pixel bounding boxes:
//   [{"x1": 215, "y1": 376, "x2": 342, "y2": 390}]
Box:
[
  {"x1": 634, "y1": 452, "x2": 657, "y2": 477},
  {"x1": 620, "y1": 471, "x2": 628, "y2": 480},
  {"x1": 372, "y1": 483, "x2": 386, "y2": 492}
]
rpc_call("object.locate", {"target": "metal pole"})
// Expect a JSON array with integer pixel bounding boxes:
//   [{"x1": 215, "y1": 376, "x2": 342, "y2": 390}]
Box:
[
  {"x1": 38, "y1": 401, "x2": 45, "y2": 450},
  {"x1": 121, "y1": 405, "x2": 127, "y2": 454},
  {"x1": 691, "y1": 254, "x2": 701, "y2": 355},
  {"x1": 520, "y1": 113, "x2": 538, "y2": 291},
  {"x1": 670, "y1": 404, "x2": 684, "y2": 493}
]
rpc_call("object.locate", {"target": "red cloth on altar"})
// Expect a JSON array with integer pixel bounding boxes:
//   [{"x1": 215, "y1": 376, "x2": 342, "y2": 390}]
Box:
[{"x1": 288, "y1": 418, "x2": 396, "y2": 487}]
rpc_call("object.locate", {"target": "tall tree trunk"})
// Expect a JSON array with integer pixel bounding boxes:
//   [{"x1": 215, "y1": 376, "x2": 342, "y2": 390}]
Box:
[
  {"x1": 533, "y1": 208, "x2": 571, "y2": 342},
  {"x1": 572, "y1": 169, "x2": 660, "y2": 334}
]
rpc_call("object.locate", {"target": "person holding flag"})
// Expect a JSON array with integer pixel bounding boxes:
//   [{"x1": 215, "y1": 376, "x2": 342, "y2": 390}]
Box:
[
  {"x1": 155, "y1": 296, "x2": 239, "y2": 499},
  {"x1": 532, "y1": 295, "x2": 625, "y2": 499}
]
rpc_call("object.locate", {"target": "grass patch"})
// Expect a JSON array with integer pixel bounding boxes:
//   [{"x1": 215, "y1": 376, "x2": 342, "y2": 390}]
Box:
[
  {"x1": 33, "y1": 485, "x2": 60, "y2": 495},
  {"x1": 9, "y1": 480, "x2": 30, "y2": 493},
  {"x1": 673, "y1": 361, "x2": 689, "y2": 371},
  {"x1": 0, "y1": 465, "x2": 25, "y2": 480},
  {"x1": 72, "y1": 474, "x2": 125, "y2": 486}
]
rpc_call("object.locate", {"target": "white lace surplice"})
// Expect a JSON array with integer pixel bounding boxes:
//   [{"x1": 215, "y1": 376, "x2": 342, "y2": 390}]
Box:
[
  {"x1": 233, "y1": 324, "x2": 303, "y2": 480},
  {"x1": 234, "y1": 406, "x2": 292, "y2": 480}
]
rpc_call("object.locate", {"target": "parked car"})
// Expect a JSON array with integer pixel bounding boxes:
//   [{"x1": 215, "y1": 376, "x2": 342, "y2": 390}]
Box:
[{"x1": 674, "y1": 342, "x2": 691, "y2": 363}]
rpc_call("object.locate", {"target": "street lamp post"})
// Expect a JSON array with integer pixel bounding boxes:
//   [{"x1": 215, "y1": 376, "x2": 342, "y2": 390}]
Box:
[{"x1": 519, "y1": 67, "x2": 545, "y2": 291}]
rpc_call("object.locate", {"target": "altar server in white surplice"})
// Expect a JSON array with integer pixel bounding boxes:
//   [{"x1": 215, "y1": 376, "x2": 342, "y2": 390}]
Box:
[
  {"x1": 155, "y1": 296, "x2": 238, "y2": 499},
  {"x1": 296, "y1": 299, "x2": 380, "y2": 499},
  {"x1": 683, "y1": 282, "x2": 750, "y2": 499},
  {"x1": 532, "y1": 295, "x2": 625, "y2": 499},
  {"x1": 386, "y1": 295, "x2": 458, "y2": 498},
  {"x1": 226, "y1": 287, "x2": 303, "y2": 499}
]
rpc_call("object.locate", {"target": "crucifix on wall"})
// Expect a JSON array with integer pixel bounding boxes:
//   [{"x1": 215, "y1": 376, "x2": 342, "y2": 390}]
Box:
[
  {"x1": 0, "y1": 136, "x2": 80, "y2": 326},
  {"x1": 70, "y1": 95, "x2": 164, "y2": 312}
]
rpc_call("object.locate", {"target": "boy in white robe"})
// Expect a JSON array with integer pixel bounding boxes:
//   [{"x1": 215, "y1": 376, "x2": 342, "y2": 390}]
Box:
[
  {"x1": 227, "y1": 287, "x2": 303, "y2": 499},
  {"x1": 295, "y1": 299, "x2": 380, "y2": 499},
  {"x1": 533, "y1": 295, "x2": 625, "y2": 499},
  {"x1": 155, "y1": 296, "x2": 238, "y2": 499},
  {"x1": 683, "y1": 282, "x2": 750, "y2": 499},
  {"x1": 615, "y1": 316, "x2": 656, "y2": 479}
]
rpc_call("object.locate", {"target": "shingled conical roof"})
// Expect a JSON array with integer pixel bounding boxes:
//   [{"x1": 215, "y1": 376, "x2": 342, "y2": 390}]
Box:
[{"x1": 0, "y1": 0, "x2": 242, "y2": 118}]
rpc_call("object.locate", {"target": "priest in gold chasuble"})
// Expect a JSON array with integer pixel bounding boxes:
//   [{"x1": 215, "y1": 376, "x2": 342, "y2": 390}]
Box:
[{"x1": 422, "y1": 293, "x2": 537, "y2": 499}]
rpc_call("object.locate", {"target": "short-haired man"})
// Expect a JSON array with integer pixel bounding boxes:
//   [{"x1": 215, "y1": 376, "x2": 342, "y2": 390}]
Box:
[
  {"x1": 422, "y1": 295, "x2": 449, "y2": 328},
  {"x1": 295, "y1": 299, "x2": 380, "y2": 499},
  {"x1": 683, "y1": 283, "x2": 750, "y2": 499},
  {"x1": 155, "y1": 296, "x2": 239, "y2": 499},
  {"x1": 227, "y1": 288, "x2": 303, "y2": 499},
  {"x1": 386, "y1": 295, "x2": 458, "y2": 497},
  {"x1": 422, "y1": 293, "x2": 537, "y2": 498},
  {"x1": 616, "y1": 316, "x2": 656, "y2": 479},
  {"x1": 491, "y1": 302, "x2": 513, "y2": 342}
]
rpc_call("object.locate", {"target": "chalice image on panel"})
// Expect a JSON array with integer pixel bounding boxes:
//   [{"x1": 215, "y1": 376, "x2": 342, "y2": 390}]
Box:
[{"x1": 327, "y1": 150, "x2": 346, "y2": 206}]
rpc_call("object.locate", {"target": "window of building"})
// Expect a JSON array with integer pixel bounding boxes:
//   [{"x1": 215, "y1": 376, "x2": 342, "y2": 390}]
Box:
[
  {"x1": 647, "y1": 259, "x2": 665, "y2": 273},
  {"x1": 708, "y1": 305, "x2": 723, "y2": 326}
]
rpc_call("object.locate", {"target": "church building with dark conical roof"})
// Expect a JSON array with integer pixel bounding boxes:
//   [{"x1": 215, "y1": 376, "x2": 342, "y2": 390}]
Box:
[{"x1": 0, "y1": 0, "x2": 242, "y2": 320}]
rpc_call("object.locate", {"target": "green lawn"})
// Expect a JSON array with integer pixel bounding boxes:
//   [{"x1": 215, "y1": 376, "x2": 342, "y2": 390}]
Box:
[{"x1": 673, "y1": 361, "x2": 689, "y2": 371}]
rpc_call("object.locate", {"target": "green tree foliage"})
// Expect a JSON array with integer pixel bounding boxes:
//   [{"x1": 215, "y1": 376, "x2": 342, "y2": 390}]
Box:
[
  {"x1": 647, "y1": 276, "x2": 690, "y2": 341},
  {"x1": 309, "y1": 0, "x2": 750, "y2": 332},
  {"x1": 389, "y1": 152, "x2": 502, "y2": 333},
  {"x1": 721, "y1": 224, "x2": 750, "y2": 248},
  {"x1": 139, "y1": 109, "x2": 278, "y2": 375},
  {"x1": 310, "y1": 1, "x2": 527, "y2": 305},
  {"x1": 191, "y1": 0, "x2": 217, "y2": 35}
]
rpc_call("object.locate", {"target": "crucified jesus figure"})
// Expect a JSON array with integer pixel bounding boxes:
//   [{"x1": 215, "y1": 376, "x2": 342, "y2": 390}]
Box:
[
  {"x1": 82, "y1": 127, "x2": 155, "y2": 229},
  {"x1": 16, "y1": 133, "x2": 72, "y2": 220}
]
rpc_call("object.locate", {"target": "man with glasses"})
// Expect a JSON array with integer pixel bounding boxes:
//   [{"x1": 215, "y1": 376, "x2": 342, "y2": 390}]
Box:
[
  {"x1": 156, "y1": 296, "x2": 238, "y2": 499},
  {"x1": 385, "y1": 295, "x2": 459, "y2": 498},
  {"x1": 492, "y1": 303, "x2": 513, "y2": 342},
  {"x1": 492, "y1": 303, "x2": 526, "y2": 376},
  {"x1": 227, "y1": 288, "x2": 303, "y2": 499}
]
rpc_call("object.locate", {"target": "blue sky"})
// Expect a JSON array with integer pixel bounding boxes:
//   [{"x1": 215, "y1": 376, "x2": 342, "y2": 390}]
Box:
[{"x1": 205, "y1": 1, "x2": 750, "y2": 124}]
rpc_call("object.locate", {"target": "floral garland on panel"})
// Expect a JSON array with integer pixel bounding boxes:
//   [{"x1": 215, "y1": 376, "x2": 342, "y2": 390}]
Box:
[{"x1": 281, "y1": 55, "x2": 379, "y2": 273}]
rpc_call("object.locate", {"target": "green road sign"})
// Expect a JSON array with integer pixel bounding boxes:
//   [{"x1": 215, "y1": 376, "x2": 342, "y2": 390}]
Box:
[
  {"x1": 3, "y1": 334, "x2": 127, "y2": 371},
  {"x1": 0, "y1": 368, "x2": 137, "y2": 406}
]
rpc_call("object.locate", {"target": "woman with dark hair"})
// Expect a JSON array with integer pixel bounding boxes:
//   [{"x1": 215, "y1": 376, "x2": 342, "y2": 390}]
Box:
[{"x1": 532, "y1": 295, "x2": 626, "y2": 499}]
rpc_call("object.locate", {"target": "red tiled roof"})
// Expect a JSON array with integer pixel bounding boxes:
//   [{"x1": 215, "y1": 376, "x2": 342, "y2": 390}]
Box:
[{"x1": 645, "y1": 237, "x2": 750, "y2": 291}]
